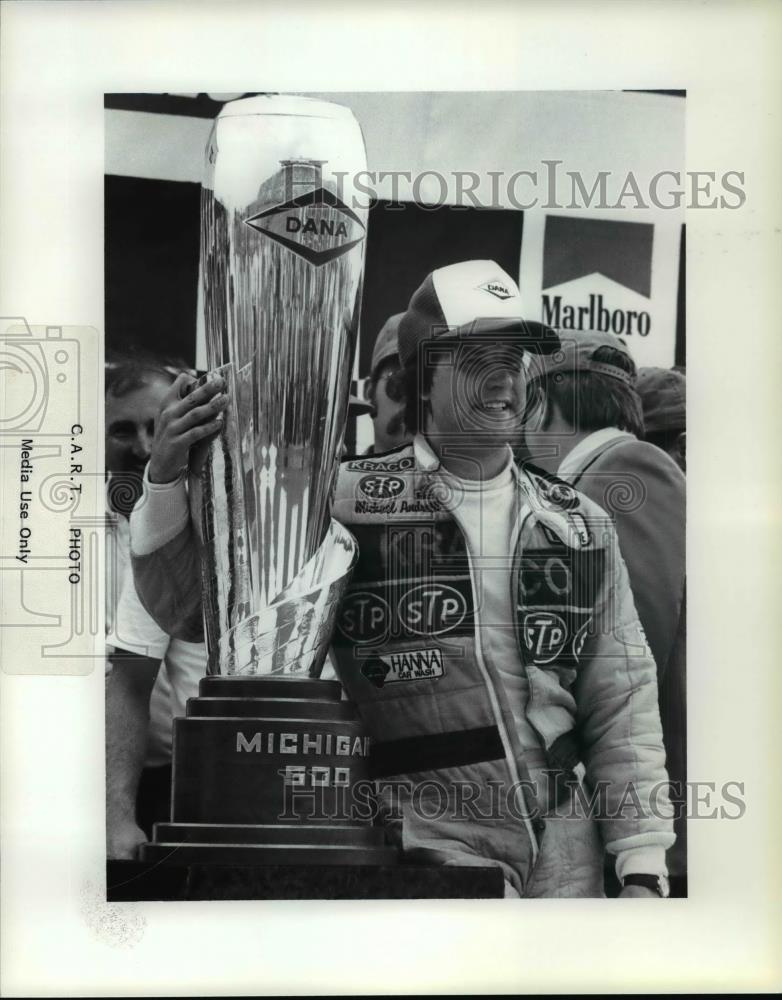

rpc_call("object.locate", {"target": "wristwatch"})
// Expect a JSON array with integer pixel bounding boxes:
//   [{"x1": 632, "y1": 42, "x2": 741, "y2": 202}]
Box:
[{"x1": 621, "y1": 873, "x2": 670, "y2": 897}]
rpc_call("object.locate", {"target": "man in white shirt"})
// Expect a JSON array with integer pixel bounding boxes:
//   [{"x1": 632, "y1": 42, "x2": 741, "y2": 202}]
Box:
[{"x1": 105, "y1": 357, "x2": 207, "y2": 859}]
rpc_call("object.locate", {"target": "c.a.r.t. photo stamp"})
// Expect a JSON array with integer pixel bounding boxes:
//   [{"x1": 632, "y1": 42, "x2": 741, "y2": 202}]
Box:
[{"x1": 0, "y1": 318, "x2": 101, "y2": 675}]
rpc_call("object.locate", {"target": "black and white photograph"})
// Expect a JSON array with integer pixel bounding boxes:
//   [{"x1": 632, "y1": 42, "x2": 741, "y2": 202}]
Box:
[
  {"x1": 103, "y1": 89, "x2": 688, "y2": 904},
  {"x1": 1, "y1": 2, "x2": 780, "y2": 996}
]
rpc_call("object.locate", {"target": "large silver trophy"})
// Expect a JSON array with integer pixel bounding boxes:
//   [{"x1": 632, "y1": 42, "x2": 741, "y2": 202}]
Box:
[
  {"x1": 196, "y1": 95, "x2": 364, "y2": 677},
  {"x1": 142, "y1": 95, "x2": 393, "y2": 866}
]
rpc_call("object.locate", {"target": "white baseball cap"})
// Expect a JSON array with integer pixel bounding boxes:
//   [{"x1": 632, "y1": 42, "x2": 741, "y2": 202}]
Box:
[{"x1": 397, "y1": 260, "x2": 559, "y2": 366}]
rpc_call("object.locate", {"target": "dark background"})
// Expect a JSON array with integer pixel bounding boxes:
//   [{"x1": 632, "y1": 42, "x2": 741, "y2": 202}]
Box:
[
  {"x1": 105, "y1": 179, "x2": 526, "y2": 373},
  {"x1": 105, "y1": 176, "x2": 685, "y2": 371},
  {"x1": 105, "y1": 93, "x2": 686, "y2": 372}
]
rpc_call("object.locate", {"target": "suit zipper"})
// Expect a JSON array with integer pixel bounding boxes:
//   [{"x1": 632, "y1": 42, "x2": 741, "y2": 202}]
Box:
[{"x1": 464, "y1": 505, "x2": 539, "y2": 863}]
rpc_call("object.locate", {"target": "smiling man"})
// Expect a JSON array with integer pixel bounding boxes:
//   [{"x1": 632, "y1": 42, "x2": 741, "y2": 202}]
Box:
[
  {"x1": 130, "y1": 260, "x2": 674, "y2": 898},
  {"x1": 106, "y1": 361, "x2": 176, "y2": 517}
]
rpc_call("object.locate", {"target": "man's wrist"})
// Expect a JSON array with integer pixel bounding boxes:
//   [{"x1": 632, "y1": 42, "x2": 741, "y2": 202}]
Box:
[
  {"x1": 621, "y1": 873, "x2": 670, "y2": 898},
  {"x1": 130, "y1": 465, "x2": 190, "y2": 555},
  {"x1": 147, "y1": 461, "x2": 187, "y2": 486},
  {"x1": 613, "y1": 844, "x2": 668, "y2": 881}
]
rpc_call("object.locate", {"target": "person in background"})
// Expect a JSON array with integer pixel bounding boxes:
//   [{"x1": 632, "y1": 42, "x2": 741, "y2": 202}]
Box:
[
  {"x1": 105, "y1": 354, "x2": 206, "y2": 858},
  {"x1": 636, "y1": 366, "x2": 686, "y2": 474},
  {"x1": 363, "y1": 313, "x2": 409, "y2": 454},
  {"x1": 105, "y1": 356, "x2": 180, "y2": 588},
  {"x1": 524, "y1": 331, "x2": 687, "y2": 895},
  {"x1": 342, "y1": 393, "x2": 373, "y2": 456}
]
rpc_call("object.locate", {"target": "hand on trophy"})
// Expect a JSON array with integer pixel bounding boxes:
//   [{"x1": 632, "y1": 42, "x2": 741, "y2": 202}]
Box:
[{"x1": 148, "y1": 373, "x2": 227, "y2": 484}]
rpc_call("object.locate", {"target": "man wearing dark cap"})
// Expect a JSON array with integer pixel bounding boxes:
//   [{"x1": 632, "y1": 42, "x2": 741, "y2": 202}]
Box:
[
  {"x1": 363, "y1": 313, "x2": 409, "y2": 454},
  {"x1": 130, "y1": 261, "x2": 674, "y2": 898},
  {"x1": 525, "y1": 330, "x2": 687, "y2": 894},
  {"x1": 637, "y1": 366, "x2": 686, "y2": 473}
]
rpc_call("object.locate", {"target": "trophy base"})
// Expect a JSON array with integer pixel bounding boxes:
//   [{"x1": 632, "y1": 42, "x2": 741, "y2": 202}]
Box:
[
  {"x1": 107, "y1": 859, "x2": 505, "y2": 900},
  {"x1": 140, "y1": 821, "x2": 397, "y2": 866},
  {"x1": 144, "y1": 674, "x2": 396, "y2": 867}
]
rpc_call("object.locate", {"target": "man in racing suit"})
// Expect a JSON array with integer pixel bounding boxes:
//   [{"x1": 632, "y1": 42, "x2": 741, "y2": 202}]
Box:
[{"x1": 129, "y1": 260, "x2": 674, "y2": 898}]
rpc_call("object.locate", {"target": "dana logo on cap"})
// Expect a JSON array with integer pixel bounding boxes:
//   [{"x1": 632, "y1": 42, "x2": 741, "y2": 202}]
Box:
[
  {"x1": 398, "y1": 260, "x2": 526, "y2": 367},
  {"x1": 478, "y1": 279, "x2": 514, "y2": 301}
]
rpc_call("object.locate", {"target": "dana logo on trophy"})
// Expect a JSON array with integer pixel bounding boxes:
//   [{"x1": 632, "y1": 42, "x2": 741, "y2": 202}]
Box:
[{"x1": 244, "y1": 158, "x2": 366, "y2": 266}]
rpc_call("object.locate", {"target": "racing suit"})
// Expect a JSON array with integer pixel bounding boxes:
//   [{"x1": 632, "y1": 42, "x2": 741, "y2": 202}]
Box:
[{"x1": 130, "y1": 435, "x2": 674, "y2": 896}]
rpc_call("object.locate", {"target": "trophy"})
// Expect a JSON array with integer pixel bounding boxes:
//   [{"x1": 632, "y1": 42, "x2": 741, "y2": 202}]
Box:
[{"x1": 142, "y1": 95, "x2": 393, "y2": 865}]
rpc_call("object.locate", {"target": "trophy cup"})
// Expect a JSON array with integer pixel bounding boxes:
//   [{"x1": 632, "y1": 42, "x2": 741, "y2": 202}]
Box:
[{"x1": 141, "y1": 95, "x2": 394, "y2": 865}]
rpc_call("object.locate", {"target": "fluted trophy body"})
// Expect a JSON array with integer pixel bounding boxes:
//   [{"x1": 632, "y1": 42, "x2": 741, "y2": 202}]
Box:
[
  {"x1": 140, "y1": 97, "x2": 397, "y2": 868},
  {"x1": 196, "y1": 95, "x2": 367, "y2": 676}
]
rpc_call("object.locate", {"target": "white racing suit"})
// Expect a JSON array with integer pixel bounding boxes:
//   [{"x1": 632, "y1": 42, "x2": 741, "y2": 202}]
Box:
[{"x1": 131, "y1": 438, "x2": 674, "y2": 896}]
